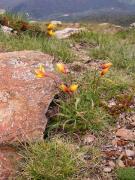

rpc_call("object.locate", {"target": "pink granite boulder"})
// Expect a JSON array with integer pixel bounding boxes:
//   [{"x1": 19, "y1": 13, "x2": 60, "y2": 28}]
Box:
[{"x1": 0, "y1": 50, "x2": 60, "y2": 179}]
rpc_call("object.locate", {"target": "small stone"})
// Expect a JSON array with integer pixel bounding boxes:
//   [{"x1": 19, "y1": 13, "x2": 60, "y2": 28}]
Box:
[
  {"x1": 70, "y1": 62, "x2": 86, "y2": 72},
  {"x1": 131, "y1": 122, "x2": 135, "y2": 126},
  {"x1": 83, "y1": 134, "x2": 96, "y2": 145},
  {"x1": 116, "y1": 128, "x2": 135, "y2": 140},
  {"x1": 117, "y1": 139, "x2": 128, "y2": 146},
  {"x1": 117, "y1": 160, "x2": 125, "y2": 168},
  {"x1": 109, "y1": 161, "x2": 115, "y2": 168},
  {"x1": 125, "y1": 150, "x2": 135, "y2": 157},
  {"x1": 1, "y1": 25, "x2": 13, "y2": 35},
  {"x1": 119, "y1": 152, "x2": 125, "y2": 160},
  {"x1": 108, "y1": 99, "x2": 116, "y2": 108},
  {"x1": 124, "y1": 159, "x2": 135, "y2": 166},
  {"x1": 84, "y1": 154, "x2": 92, "y2": 160},
  {"x1": 117, "y1": 125, "x2": 121, "y2": 129},
  {"x1": 112, "y1": 138, "x2": 118, "y2": 146},
  {"x1": 103, "y1": 167, "x2": 112, "y2": 173},
  {"x1": 69, "y1": 43, "x2": 73, "y2": 48},
  {"x1": 50, "y1": 20, "x2": 62, "y2": 25}
]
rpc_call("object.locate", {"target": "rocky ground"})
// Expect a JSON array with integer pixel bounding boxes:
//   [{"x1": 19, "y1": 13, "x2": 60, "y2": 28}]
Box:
[{"x1": 68, "y1": 42, "x2": 135, "y2": 179}]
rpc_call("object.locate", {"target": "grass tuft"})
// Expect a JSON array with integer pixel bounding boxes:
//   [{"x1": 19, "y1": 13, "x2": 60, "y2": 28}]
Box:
[
  {"x1": 48, "y1": 71, "x2": 113, "y2": 134},
  {"x1": 0, "y1": 31, "x2": 73, "y2": 62},
  {"x1": 116, "y1": 167, "x2": 135, "y2": 180},
  {"x1": 18, "y1": 138, "x2": 84, "y2": 180}
]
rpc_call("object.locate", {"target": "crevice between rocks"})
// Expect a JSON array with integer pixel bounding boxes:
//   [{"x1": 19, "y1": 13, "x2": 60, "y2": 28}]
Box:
[{"x1": 44, "y1": 94, "x2": 60, "y2": 139}]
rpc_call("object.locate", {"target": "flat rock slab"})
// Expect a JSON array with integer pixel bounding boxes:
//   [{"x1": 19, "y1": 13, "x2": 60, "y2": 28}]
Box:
[
  {"x1": 0, "y1": 51, "x2": 59, "y2": 179},
  {"x1": 116, "y1": 128, "x2": 135, "y2": 141},
  {"x1": 55, "y1": 27, "x2": 85, "y2": 39}
]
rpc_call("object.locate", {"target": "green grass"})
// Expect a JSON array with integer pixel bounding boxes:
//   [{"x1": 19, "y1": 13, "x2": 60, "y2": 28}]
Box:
[
  {"x1": 18, "y1": 138, "x2": 84, "y2": 180},
  {"x1": 0, "y1": 12, "x2": 27, "y2": 22},
  {"x1": 116, "y1": 168, "x2": 135, "y2": 180},
  {"x1": 71, "y1": 31, "x2": 100, "y2": 46},
  {"x1": 0, "y1": 13, "x2": 74, "y2": 62},
  {"x1": 71, "y1": 30, "x2": 135, "y2": 73},
  {"x1": 48, "y1": 68, "x2": 134, "y2": 135},
  {"x1": 98, "y1": 69, "x2": 134, "y2": 99},
  {"x1": 48, "y1": 70, "x2": 122, "y2": 135},
  {"x1": 0, "y1": 31, "x2": 74, "y2": 63}
]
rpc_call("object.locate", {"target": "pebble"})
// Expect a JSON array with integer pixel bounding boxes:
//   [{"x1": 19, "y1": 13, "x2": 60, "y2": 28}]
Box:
[
  {"x1": 125, "y1": 150, "x2": 135, "y2": 157},
  {"x1": 112, "y1": 138, "x2": 118, "y2": 146},
  {"x1": 103, "y1": 167, "x2": 112, "y2": 173},
  {"x1": 117, "y1": 160, "x2": 125, "y2": 168},
  {"x1": 83, "y1": 134, "x2": 96, "y2": 145},
  {"x1": 116, "y1": 128, "x2": 135, "y2": 140},
  {"x1": 109, "y1": 161, "x2": 115, "y2": 168}
]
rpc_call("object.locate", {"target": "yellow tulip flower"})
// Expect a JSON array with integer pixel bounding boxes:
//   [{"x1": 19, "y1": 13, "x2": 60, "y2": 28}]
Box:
[
  {"x1": 56, "y1": 63, "x2": 68, "y2": 74},
  {"x1": 47, "y1": 23, "x2": 56, "y2": 30},
  {"x1": 35, "y1": 64, "x2": 46, "y2": 78},
  {"x1": 48, "y1": 30, "x2": 55, "y2": 37},
  {"x1": 69, "y1": 84, "x2": 78, "y2": 93}
]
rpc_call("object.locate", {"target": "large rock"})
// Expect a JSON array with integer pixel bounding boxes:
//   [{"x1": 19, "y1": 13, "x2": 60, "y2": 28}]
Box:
[
  {"x1": 0, "y1": 25, "x2": 13, "y2": 35},
  {"x1": 130, "y1": 22, "x2": 135, "y2": 28},
  {"x1": 51, "y1": 20, "x2": 62, "y2": 25},
  {"x1": 0, "y1": 51, "x2": 59, "y2": 179},
  {"x1": 55, "y1": 27, "x2": 85, "y2": 39}
]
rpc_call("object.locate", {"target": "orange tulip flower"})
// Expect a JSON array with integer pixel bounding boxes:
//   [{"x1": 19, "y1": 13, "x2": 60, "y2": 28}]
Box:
[
  {"x1": 56, "y1": 63, "x2": 68, "y2": 74},
  {"x1": 100, "y1": 62, "x2": 112, "y2": 69},
  {"x1": 59, "y1": 84, "x2": 69, "y2": 93},
  {"x1": 59, "y1": 84, "x2": 78, "y2": 94},
  {"x1": 35, "y1": 64, "x2": 46, "y2": 78},
  {"x1": 100, "y1": 62, "x2": 112, "y2": 77},
  {"x1": 100, "y1": 68, "x2": 109, "y2": 77}
]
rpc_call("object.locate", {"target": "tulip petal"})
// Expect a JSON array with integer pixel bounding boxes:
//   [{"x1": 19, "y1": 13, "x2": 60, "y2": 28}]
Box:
[
  {"x1": 56, "y1": 63, "x2": 68, "y2": 74},
  {"x1": 35, "y1": 65, "x2": 46, "y2": 78},
  {"x1": 59, "y1": 84, "x2": 69, "y2": 93},
  {"x1": 100, "y1": 68, "x2": 109, "y2": 76},
  {"x1": 47, "y1": 23, "x2": 56, "y2": 30},
  {"x1": 69, "y1": 84, "x2": 78, "y2": 92},
  {"x1": 48, "y1": 30, "x2": 55, "y2": 37},
  {"x1": 100, "y1": 63, "x2": 112, "y2": 69}
]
